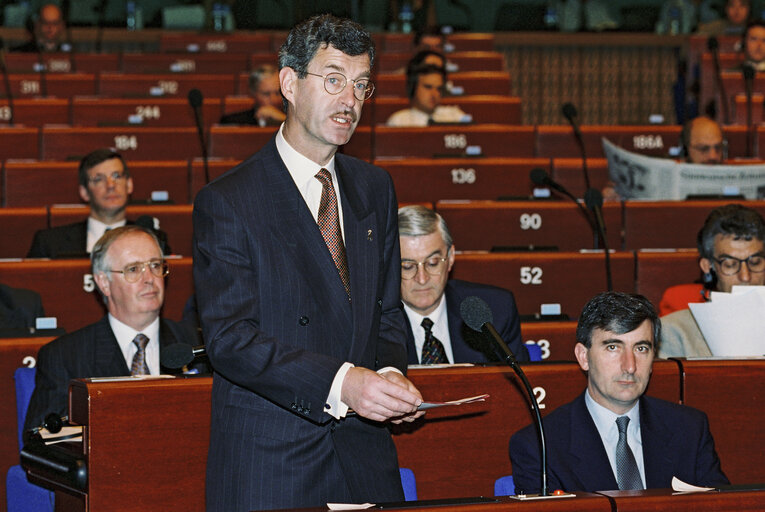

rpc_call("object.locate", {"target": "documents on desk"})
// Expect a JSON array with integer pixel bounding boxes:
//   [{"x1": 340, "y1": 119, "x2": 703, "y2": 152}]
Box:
[
  {"x1": 689, "y1": 286, "x2": 765, "y2": 356},
  {"x1": 40, "y1": 425, "x2": 82, "y2": 444},
  {"x1": 673, "y1": 476, "x2": 715, "y2": 493}
]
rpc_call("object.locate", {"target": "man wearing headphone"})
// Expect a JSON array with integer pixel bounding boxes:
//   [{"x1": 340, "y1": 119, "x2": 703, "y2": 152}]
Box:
[
  {"x1": 741, "y1": 19, "x2": 765, "y2": 71},
  {"x1": 681, "y1": 116, "x2": 725, "y2": 165},
  {"x1": 386, "y1": 56, "x2": 467, "y2": 127}
]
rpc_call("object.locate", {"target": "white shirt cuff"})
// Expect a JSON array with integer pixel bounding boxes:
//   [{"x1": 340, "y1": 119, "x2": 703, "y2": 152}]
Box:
[
  {"x1": 377, "y1": 366, "x2": 402, "y2": 376},
  {"x1": 325, "y1": 362, "x2": 354, "y2": 419}
]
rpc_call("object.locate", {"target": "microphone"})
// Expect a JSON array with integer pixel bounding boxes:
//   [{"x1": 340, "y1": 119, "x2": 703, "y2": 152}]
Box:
[
  {"x1": 0, "y1": 38, "x2": 14, "y2": 126},
  {"x1": 743, "y1": 63, "x2": 755, "y2": 158},
  {"x1": 708, "y1": 36, "x2": 730, "y2": 124},
  {"x1": 584, "y1": 188, "x2": 613, "y2": 291},
  {"x1": 134, "y1": 214, "x2": 157, "y2": 231},
  {"x1": 28, "y1": 413, "x2": 68, "y2": 435},
  {"x1": 529, "y1": 168, "x2": 598, "y2": 246},
  {"x1": 561, "y1": 102, "x2": 590, "y2": 191},
  {"x1": 460, "y1": 296, "x2": 548, "y2": 496},
  {"x1": 188, "y1": 88, "x2": 210, "y2": 184},
  {"x1": 160, "y1": 343, "x2": 206, "y2": 369}
]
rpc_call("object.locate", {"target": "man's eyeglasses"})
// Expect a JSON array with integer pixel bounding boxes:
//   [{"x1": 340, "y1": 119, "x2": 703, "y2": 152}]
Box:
[
  {"x1": 712, "y1": 254, "x2": 765, "y2": 276},
  {"x1": 401, "y1": 250, "x2": 450, "y2": 280},
  {"x1": 690, "y1": 143, "x2": 725, "y2": 154},
  {"x1": 110, "y1": 259, "x2": 169, "y2": 283},
  {"x1": 304, "y1": 71, "x2": 375, "y2": 101},
  {"x1": 88, "y1": 171, "x2": 128, "y2": 187}
]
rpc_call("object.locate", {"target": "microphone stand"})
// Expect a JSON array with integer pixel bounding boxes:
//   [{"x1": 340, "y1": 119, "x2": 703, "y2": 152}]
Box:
[
  {"x1": 708, "y1": 37, "x2": 730, "y2": 124},
  {"x1": 584, "y1": 188, "x2": 613, "y2": 291},
  {"x1": 743, "y1": 64, "x2": 755, "y2": 158},
  {"x1": 0, "y1": 40, "x2": 14, "y2": 126}
]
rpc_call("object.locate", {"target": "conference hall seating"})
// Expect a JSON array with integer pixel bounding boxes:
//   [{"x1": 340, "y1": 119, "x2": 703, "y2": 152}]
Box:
[
  {"x1": 98, "y1": 73, "x2": 236, "y2": 98},
  {"x1": 362, "y1": 96, "x2": 522, "y2": 125},
  {"x1": 3, "y1": 74, "x2": 97, "y2": 98},
  {"x1": 1, "y1": 53, "x2": 120, "y2": 74},
  {"x1": 71, "y1": 97, "x2": 223, "y2": 128},
  {"x1": 376, "y1": 51, "x2": 505, "y2": 73},
  {"x1": 0, "y1": 127, "x2": 39, "y2": 160},
  {"x1": 0, "y1": 98, "x2": 69, "y2": 126},
  {"x1": 0, "y1": 208, "x2": 48, "y2": 261},
  {"x1": 635, "y1": 249, "x2": 700, "y2": 309}
]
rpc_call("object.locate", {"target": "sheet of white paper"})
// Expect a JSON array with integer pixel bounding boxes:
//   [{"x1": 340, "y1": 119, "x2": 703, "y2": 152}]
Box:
[
  {"x1": 689, "y1": 290, "x2": 765, "y2": 356},
  {"x1": 327, "y1": 503, "x2": 375, "y2": 510},
  {"x1": 672, "y1": 476, "x2": 714, "y2": 492}
]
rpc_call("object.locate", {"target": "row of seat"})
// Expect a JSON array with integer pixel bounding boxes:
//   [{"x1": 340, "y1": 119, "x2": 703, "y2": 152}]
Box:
[
  {"x1": 0, "y1": 249, "x2": 700, "y2": 334},
  {"x1": 2, "y1": 51, "x2": 505, "y2": 75},
  {"x1": 0, "y1": 95, "x2": 522, "y2": 128},
  {"x1": 0, "y1": 70, "x2": 512, "y2": 100}
]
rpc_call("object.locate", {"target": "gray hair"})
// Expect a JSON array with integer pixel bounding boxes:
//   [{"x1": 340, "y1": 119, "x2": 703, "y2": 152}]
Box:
[
  {"x1": 697, "y1": 204, "x2": 765, "y2": 260},
  {"x1": 398, "y1": 205, "x2": 453, "y2": 248},
  {"x1": 91, "y1": 225, "x2": 161, "y2": 280}
]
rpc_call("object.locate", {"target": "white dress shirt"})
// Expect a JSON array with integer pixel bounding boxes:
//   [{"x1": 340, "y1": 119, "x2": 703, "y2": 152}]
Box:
[
  {"x1": 86, "y1": 217, "x2": 127, "y2": 253},
  {"x1": 584, "y1": 390, "x2": 647, "y2": 488},
  {"x1": 109, "y1": 314, "x2": 161, "y2": 375},
  {"x1": 402, "y1": 296, "x2": 455, "y2": 364}
]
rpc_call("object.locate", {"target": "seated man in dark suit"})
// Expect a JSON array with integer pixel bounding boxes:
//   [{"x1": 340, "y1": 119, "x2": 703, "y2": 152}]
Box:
[
  {"x1": 0, "y1": 283, "x2": 45, "y2": 336},
  {"x1": 509, "y1": 291, "x2": 728, "y2": 494},
  {"x1": 219, "y1": 64, "x2": 286, "y2": 126},
  {"x1": 26, "y1": 148, "x2": 171, "y2": 258},
  {"x1": 12, "y1": 3, "x2": 70, "y2": 53},
  {"x1": 24, "y1": 225, "x2": 198, "y2": 432},
  {"x1": 398, "y1": 205, "x2": 528, "y2": 364}
]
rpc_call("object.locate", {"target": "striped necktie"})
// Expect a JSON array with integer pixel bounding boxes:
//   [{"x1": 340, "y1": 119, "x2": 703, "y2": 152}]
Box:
[{"x1": 315, "y1": 168, "x2": 350, "y2": 298}]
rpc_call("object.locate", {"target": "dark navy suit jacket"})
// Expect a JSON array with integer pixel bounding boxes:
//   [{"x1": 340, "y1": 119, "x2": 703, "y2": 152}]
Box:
[
  {"x1": 193, "y1": 137, "x2": 407, "y2": 511},
  {"x1": 23, "y1": 316, "x2": 197, "y2": 431},
  {"x1": 404, "y1": 279, "x2": 528, "y2": 364},
  {"x1": 509, "y1": 392, "x2": 729, "y2": 494}
]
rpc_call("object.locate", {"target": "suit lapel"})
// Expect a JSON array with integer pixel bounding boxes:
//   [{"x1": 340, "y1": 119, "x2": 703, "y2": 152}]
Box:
[
  {"x1": 92, "y1": 316, "x2": 131, "y2": 376},
  {"x1": 567, "y1": 394, "x2": 620, "y2": 491},
  {"x1": 640, "y1": 398, "x2": 675, "y2": 488}
]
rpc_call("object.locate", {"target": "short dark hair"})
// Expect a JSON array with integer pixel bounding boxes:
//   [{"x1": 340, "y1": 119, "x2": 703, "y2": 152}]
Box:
[
  {"x1": 248, "y1": 64, "x2": 278, "y2": 95},
  {"x1": 278, "y1": 14, "x2": 375, "y2": 78},
  {"x1": 697, "y1": 203, "x2": 765, "y2": 259},
  {"x1": 408, "y1": 49, "x2": 446, "y2": 69},
  {"x1": 575, "y1": 292, "x2": 660, "y2": 349},
  {"x1": 406, "y1": 63, "x2": 446, "y2": 99},
  {"x1": 743, "y1": 19, "x2": 765, "y2": 46},
  {"x1": 78, "y1": 148, "x2": 129, "y2": 188}
]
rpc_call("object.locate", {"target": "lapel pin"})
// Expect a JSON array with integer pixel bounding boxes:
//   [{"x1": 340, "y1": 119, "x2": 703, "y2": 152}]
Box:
[{"x1": 367, "y1": 229, "x2": 373, "y2": 241}]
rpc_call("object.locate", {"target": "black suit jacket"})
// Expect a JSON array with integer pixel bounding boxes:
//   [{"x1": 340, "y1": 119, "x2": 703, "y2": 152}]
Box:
[
  {"x1": 404, "y1": 279, "x2": 528, "y2": 364},
  {"x1": 0, "y1": 283, "x2": 45, "y2": 333},
  {"x1": 509, "y1": 392, "x2": 729, "y2": 494},
  {"x1": 193, "y1": 136, "x2": 407, "y2": 511},
  {"x1": 26, "y1": 219, "x2": 172, "y2": 258},
  {"x1": 219, "y1": 107, "x2": 283, "y2": 126},
  {"x1": 23, "y1": 316, "x2": 197, "y2": 432}
]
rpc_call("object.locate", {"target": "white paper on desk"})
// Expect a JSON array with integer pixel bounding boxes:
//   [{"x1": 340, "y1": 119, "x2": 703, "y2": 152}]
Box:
[
  {"x1": 40, "y1": 425, "x2": 82, "y2": 444},
  {"x1": 689, "y1": 289, "x2": 765, "y2": 356},
  {"x1": 418, "y1": 394, "x2": 489, "y2": 410},
  {"x1": 327, "y1": 503, "x2": 375, "y2": 510},
  {"x1": 672, "y1": 476, "x2": 714, "y2": 493}
]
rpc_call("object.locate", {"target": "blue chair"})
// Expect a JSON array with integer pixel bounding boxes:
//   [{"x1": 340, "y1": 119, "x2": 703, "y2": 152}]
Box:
[
  {"x1": 525, "y1": 342, "x2": 543, "y2": 362},
  {"x1": 399, "y1": 467, "x2": 417, "y2": 501},
  {"x1": 6, "y1": 367, "x2": 54, "y2": 512},
  {"x1": 494, "y1": 475, "x2": 515, "y2": 496}
]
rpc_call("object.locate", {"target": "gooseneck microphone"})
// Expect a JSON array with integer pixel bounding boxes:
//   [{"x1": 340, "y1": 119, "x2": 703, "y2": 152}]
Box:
[
  {"x1": 0, "y1": 38, "x2": 14, "y2": 126},
  {"x1": 188, "y1": 88, "x2": 210, "y2": 183},
  {"x1": 708, "y1": 36, "x2": 730, "y2": 124},
  {"x1": 743, "y1": 63, "x2": 755, "y2": 158},
  {"x1": 460, "y1": 296, "x2": 548, "y2": 497},
  {"x1": 530, "y1": 168, "x2": 598, "y2": 247},
  {"x1": 161, "y1": 343, "x2": 206, "y2": 369},
  {"x1": 584, "y1": 188, "x2": 613, "y2": 291},
  {"x1": 562, "y1": 102, "x2": 590, "y2": 191}
]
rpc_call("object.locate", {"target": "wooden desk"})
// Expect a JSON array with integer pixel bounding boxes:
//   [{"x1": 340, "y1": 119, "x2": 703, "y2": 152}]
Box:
[
  {"x1": 0, "y1": 207, "x2": 48, "y2": 258},
  {"x1": 378, "y1": 158, "x2": 550, "y2": 203},
  {"x1": 71, "y1": 97, "x2": 223, "y2": 128},
  {"x1": 601, "y1": 488, "x2": 765, "y2": 511},
  {"x1": 435, "y1": 200, "x2": 622, "y2": 251},
  {"x1": 159, "y1": 33, "x2": 272, "y2": 53},
  {"x1": 520, "y1": 321, "x2": 578, "y2": 361},
  {"x1": 120, "y1": 53, "x2": 250, "y2": 74},
  {"x1": 5, "y1": 73, "x2": 97, "y2": 98},
  {"x1": 450, "y1": 251, "x2": 635, "y2": 318},
  {"x1": 1, "y1": 54, "x2": 120, "y2": 74},
  {"x1": 375, "y1": 51, "x2": 505, "y2": 73},
  {"x1": 535, "y1": 125, "x2": 682, "y2": 159},
  {"x1": 0, "y1": 126, "x2": 39, "y2": 160},
  {"x1": 634, "y1": 249, "x2": 700, "y2": 310},
  {"x1": 97, "y1": 73, "x2": 236, "y2": 98},
  {"x1": 208, "y1": 125, "x2": 279, "y2": 159},
  {"x1": 376, "y1": 71, "x2": 511, "y2": 97},
  {"x1": 550, "y1": 158, "x2": 610, "y2": 199},
  {"x1": 0, "y1": 98, "x2": 69, "y2": 126},
  {"x1": 362, "y1": 96, "x2": 522, "y2": 126}
]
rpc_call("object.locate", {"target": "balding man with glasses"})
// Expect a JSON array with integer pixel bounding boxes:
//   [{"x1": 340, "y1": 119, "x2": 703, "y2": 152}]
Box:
[
  {"x1": 24, "y1": 225, "x2": 199, "y2": 432},
  {"x1": 27, "y1": 148, "x2": 171, "y2": 258},
  {"x1": 398, "y1": 205, "x2": 529, "y2": 365}
]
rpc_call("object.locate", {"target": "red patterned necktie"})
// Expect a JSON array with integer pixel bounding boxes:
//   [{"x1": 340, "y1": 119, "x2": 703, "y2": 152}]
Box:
[
  {"x1": 315, "y1": 168, "x2": 351, "y2": 298},
  {"x1": 421, "y1": 317, "x2": 448, "y2": 364},
  {"x1": 130, "y1": 333, "x2": 150, "y2": 375}
]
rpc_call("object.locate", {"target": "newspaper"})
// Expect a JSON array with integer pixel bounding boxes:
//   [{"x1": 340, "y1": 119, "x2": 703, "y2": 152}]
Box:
[
  {"x1": 602, "y1": 138, "x2": 765, "y2": 200},
  {"x1": 688, "y1": 286, "x2": 765, "y2": 356}
]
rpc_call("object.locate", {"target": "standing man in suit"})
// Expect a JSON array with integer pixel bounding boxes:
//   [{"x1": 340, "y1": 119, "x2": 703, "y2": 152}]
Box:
[
  {"x1": 509, "y1": 292, "x2": 728, "y2": 494},
  {"x1": 24, "y1": 225, "x2": 198, "y2": 432},
  {"x1": 219, "y1": 64, "x2": 286, "y2": 126},
  {"x1": 398, "y1": 205, "x2": 528, "y2": 364},
  {"x1": 193, "y1": 14, "x2": 423, "y2": 512},
  {"x1": 26, "y1": 148, "x2": 171, "y2": 258}
]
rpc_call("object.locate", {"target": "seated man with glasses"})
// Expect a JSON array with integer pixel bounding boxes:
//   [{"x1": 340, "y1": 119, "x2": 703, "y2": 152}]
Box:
[
  {"x1": 27, "y1": 148, "x2": 171, "y2": 258},
  {"x1": 398, "y1": 205, "x2": 529, "y2": 364},
  {"x1": 24, "y1": 225, "x2": 201, "y2": 432},
  {"x1": 660, "y1": 204, "x2": 765, "y2": 357}
]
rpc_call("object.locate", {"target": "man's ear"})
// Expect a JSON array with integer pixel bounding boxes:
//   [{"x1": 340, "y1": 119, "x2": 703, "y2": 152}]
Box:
[
  {"x1": 574, "y1": 343, "x2": 589, "y2": 372},
  {"x1": 446, "y1": 244, "x2": 456, "y2": 272},
  {"x1": 699, "y1": 257, "x2": 713, "y2": 275},
  {"x1": 279, "y1": 66, "x2": 297, "y2": 108},
  {"x1": 79, "y1": 185, "x2": 91, "y2": 203},
  {"x1": 126, "y1": 176, "x2": 134, "y2": 195},
  {"x1": 94, "y1": 272, "x2": 111, "y2": 299}
]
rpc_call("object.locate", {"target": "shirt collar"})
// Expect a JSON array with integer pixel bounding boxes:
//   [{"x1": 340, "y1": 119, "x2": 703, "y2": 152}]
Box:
[{"x1": 275, "y1": 123, "x2": 336, "y2": 187}]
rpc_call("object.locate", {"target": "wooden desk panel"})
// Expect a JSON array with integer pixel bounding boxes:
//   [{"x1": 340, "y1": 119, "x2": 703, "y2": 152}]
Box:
[
  {"x1": 189, "y1": 158, "x2": 240, "y2": 198},
  {"x1": 733, "y1": 93, "x2": 764, "y2": 126},
  {"x1": 602, "y1": 488, "x2": 765, "y2": 511},
  {"x1": 71, "y1": 97, "x2": 222, "y2": 128},
  {"x1": 436, "y1": 200, "x2": 622, "y2": 251},
  {"x1": 622, "y1": 200, "x2": 765, "y2": 250},
  {"x1": 0, "y1": 98, "x2": 69, "y2": 126},
  {"x1": 634, "y1": 250, "x2": 700, "y2": 310},
  {"x1": 376, "y1": 51, "x2": 505, "y2": 73},
  {"x1": 536, "y1": 125, "x2": 682, "y2": 159},
  {"x1": 378, "y1": 158, "x2": 550, "y2": 203},
  {"x1": 679, "y1": 359, "x2": 765, "y2": 484},
  {"x1": 450, "y1": 251, "x2": 635, "y2": 318},
  {"x1": 0, "y1": 257, "x2": 193, "y2": 334},
  {"x1": 159, "y1": 33, "x2": 272, "y2": 53},
  {"x1": 120, "y1": 53, "x2": 249, "y2": 74},
  {"x1": 0, "y1": 336, "x2": 55, "y2": 511},
  {"x1": 550, "y1": 158, "x2": 610, "y2": 199},
  {"x1": 362, "y1": 96, "x2": 522, "y2": 126},
  {"x1": 208, "y1": 125, "x2": 279, "y2": 159},
  {"x1": 0, "y1": 207, "x2": 48, "y2": 258},
  {"x1": 6, "y1": 73, "x2": 97, "y2": 98},
  {"x1": 0, "y1": 126, "x2": 39, "y2": 160},
  {"x1": 97, "y1": 73, "x2": 236, "y2": 98},
  {"x1": 2, "y1": 54, "x2": 119, "y2": 74},
  {"x1": 41, "y1": 126, "x2": 200, "y2": 161},
  {"x1": 376, "y1": 71, "x2": 511, "y2": 97},
  {"x1": 520, "y1": 321, "x2": 578, "y2": 361},
  {"x1": 3, "y1": 160, "x2": 191, "y2": 206}
]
